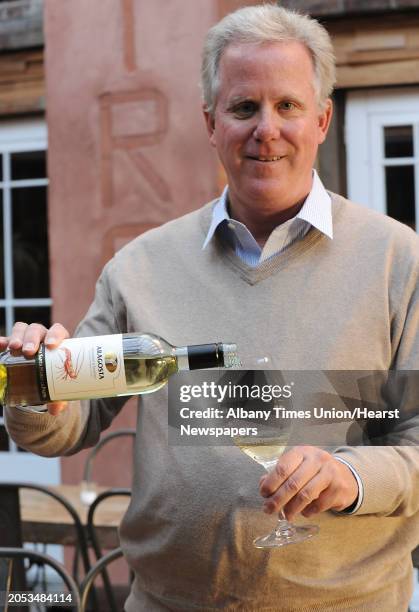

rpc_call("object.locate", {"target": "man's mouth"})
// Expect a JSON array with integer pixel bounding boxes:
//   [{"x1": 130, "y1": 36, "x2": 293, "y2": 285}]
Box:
[{"x1": 247, "y1": 155, "x2": 284, "y2": 162}]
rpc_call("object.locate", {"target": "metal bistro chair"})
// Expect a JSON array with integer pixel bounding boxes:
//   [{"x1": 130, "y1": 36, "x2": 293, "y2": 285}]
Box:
[
  {"x1": 80, "y1": 429, "x2": 134, "y2": 612},
  {"x1": 0, "y1": 482, "x2": 91, "y2": 588},
  {"x1": 79, "y1": 547, "x2": 125, "y2": 612},
  {"x1": 73, "y1": 429, "x2": 135, "y2": 572},
  {"x1": 86, "y1": 488, "x2": 131, "y2": 612},
  {"x1": 82, "y1": 428, "x2": 136, "y2": 490},
  {"x1": 0, "y1": 547, "x2": 80, "y2": 611}
]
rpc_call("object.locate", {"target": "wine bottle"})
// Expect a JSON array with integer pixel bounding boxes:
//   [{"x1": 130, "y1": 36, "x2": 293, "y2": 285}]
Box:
[{"x1": 0, "y1": 332, "x2": 239, "y2": 408}]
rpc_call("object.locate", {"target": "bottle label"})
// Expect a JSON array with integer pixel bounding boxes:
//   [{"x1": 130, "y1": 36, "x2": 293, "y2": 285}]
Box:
[{"x1": 42, "y1": 335, "x2": 127, "y2": 401}]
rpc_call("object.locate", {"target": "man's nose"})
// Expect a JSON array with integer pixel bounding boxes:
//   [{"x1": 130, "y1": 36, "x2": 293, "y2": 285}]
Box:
[{"x1": 253, "y1": 110, "x2": 281, "y2": 141}]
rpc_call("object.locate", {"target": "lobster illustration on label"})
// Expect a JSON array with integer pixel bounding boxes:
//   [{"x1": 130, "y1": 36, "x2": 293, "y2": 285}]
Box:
[{"x1": 56, "y1": 346, "x2": 84, "y2": 381}]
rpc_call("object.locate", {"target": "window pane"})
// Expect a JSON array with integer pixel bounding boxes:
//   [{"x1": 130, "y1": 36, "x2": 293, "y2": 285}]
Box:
[
  {"x1": 384, "y1": 126, "x2": 414, "y2": 158},
  {"x1": 385, "y1": 165, "x2": 416, "y2": 230},
  {"x1": 11, "y1": 150, "x2": 46, "y2": 180},
  {"x1": 0, "y1": 190, "x2": 3, "y2": 298},
  {"x1": 12, "y1": 186, "x2": 50, "y2": 298},
  {"x1": 0, "y1": 153, "x2": 2, "y2": 181},
  {"x1": 0, "y1": 426, "x2": 9, "y2": 451},
  {"x1": 13, "y1": 307, "x2": 51, "y2": 329}
]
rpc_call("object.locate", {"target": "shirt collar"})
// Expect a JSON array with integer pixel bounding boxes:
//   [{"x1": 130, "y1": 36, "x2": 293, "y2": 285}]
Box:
[
  {"x1": 202, "y1": 185, "x2": 230, "y2": 249},
  {"x1": 202, "y1": 169, "x2": 333, "y2": 250},
  {"x1": 297, "y1": 170, "x2": 333, "y2": 239}
]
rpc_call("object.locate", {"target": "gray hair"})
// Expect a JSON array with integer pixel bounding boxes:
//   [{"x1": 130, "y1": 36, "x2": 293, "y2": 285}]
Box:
[{"x1": 201, "y1": 3, "x2": 336, "y2": 115}]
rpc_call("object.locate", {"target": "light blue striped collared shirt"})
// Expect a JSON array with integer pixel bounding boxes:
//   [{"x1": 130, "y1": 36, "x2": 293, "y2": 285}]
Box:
[{"x1": 202, "y1": 170, "x2": 333, "y2": 267}]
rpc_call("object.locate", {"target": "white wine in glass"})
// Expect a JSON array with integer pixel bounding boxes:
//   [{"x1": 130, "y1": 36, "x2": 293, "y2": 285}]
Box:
[{"x1": 234, "y1": 430, "x2": 319, "y2": 548}]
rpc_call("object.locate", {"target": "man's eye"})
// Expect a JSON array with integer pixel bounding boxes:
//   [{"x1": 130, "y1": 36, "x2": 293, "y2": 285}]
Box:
[
  {"x1": 232, "y1": 103, "x2": 256, "y2": 117},
  {"x1": 279, "y1": 102, "x2": 296, "y2": 111}
]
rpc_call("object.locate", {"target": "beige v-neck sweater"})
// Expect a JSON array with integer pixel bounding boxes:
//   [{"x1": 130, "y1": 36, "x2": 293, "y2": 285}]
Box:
[{"x1": 5, "y1": 193, "x2": 419, "y2": 611}]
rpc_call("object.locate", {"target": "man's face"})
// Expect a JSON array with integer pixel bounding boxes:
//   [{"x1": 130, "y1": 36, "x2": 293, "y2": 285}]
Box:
[{"x1": 204, "y1": 41, "x2": 332, "y2": 215}]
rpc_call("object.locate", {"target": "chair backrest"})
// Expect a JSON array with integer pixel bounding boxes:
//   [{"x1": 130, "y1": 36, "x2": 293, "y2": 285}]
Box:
[
  {"x1": 79, "y1": 547, "x2": 125, "y2": 612},
  {"x1": 0, "y1": 556, "x2": 13, "y2": 609},
  {"x1": 85, "y1": 489, "x2": 131, "y2": 612},
  {"x1": 82, "y1": 428, "x2": 136, "y2": 485},
  {"x1": 0, "y1": 482, "x2": 91, "y2": 581},
  {"x1": 0, "y1": 485, "x2": 26, "y2": 594},
  {"x1": 0, "y1": 485, "x2": 23, "y2": 547},
  {"x1": 0, "y1": 547, "x2": 80, "y2": 611}
]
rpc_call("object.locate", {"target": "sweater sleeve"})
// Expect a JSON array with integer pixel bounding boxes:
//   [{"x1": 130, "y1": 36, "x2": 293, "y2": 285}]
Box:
[
  {"x1": 4, "y1": 400, "x2": 87, "y2": 457},
  {"x1": 335, "y1": 233, "x2": 419, "y2": 517},
  {"x1": 4, "y1": 259, "x2": 129, "y2": 457}
]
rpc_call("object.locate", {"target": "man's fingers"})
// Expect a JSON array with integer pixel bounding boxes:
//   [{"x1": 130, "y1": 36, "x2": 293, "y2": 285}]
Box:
[
  {"x1": 260, "y1": 447, "x2": 305, "y2": 497},
  {"x1": 21, "y1": 323, "x2": 50, "y2": 356},
  {"x1": 4, "y1": 321, "x2": 47, "y2": 355},
  {"x1": 0, "y1": 322, "x2": 70, "y2": 357},
  {"x1": 44, "y1": 324, "x2": 70, "y2": 348},
  {"x1": 24, "y1": 322, "x2": 70, "y2": 352},
  {"x1": 283, "y1": 469, "x2": 331, "y2": 520},
  {"x1": 47, "y1": 401, "x2": 68, "y2": 415},
  {"x1": 260, "y1": 450, "x2": 359, "y2": 519},
  {"x1": 262, "y1": 456, "x2": 323, "y2": 515},
  {"x1": 7, "y1": 322, "x2": 30, "y2": 351},
  {"x1": 0, "y1": 321, "x2": 27, "y2": 351},
  {"x1": 301, "y1": 481, "x2": 341, "y2": 518},
  {"x1": 301, "y1": 500, "x2": 323, "y2": 518}
]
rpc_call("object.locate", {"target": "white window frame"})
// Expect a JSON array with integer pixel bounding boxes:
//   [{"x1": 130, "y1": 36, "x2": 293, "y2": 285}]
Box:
[
  {"x1": 346, "y1": 87, "x2": 419, "y2": 232},
  {"x1": 0, "y1": 118, "x2": 59, "y2": 485},
  {"x1": 0, "y1": 118, "x2": 52, "y2": 331}
]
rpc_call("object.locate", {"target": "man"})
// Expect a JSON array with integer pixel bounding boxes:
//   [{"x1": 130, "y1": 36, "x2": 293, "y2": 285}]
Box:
[{"x1": 3, "y1": 5, "x2": 419, "y2": 611}]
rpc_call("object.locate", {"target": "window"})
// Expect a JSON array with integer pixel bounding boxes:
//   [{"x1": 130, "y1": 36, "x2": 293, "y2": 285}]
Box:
[
  {"x1": 383, "y1": 125, "x2": 416, "y2": 230},
  {"x1": 0, "y1": 119, "x2": 54, "y2": 465},
  {"x1": 346, "y1": 88, "x2": 419, "y2": 233}
]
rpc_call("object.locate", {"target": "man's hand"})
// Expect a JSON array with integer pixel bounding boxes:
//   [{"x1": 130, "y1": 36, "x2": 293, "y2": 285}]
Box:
[
  {"x1": 0, "y1": 321, "x2": 70, "y2": 415},
  {"x1": 259, "y1": 445, "x2": 358, "y2": 520}
]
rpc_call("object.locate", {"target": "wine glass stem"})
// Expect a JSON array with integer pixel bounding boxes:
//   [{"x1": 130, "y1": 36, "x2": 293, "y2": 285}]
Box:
[
  {"x1": 275, "y1": 510, "x2": 296, "y2": 537},
  {"x1": 262, "y1": 463, "x2": 296, "y2": 537}
]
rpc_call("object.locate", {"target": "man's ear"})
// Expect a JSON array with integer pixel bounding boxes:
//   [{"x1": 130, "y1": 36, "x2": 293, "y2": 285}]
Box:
[
  {"x1": 203, "y1": 105, "x2": 217, "y2": 147},
  {"x1": 317, "y1": 98, "x2": 333, "y2": 145}
]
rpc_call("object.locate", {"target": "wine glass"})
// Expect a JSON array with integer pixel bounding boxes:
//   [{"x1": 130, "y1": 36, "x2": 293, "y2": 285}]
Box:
[
  {"x1": 232, "y1": 356, "x2": 318, "y2": 548},
  {"x1": 234, "y1": 425, "x2": 319, "y2": 548}
]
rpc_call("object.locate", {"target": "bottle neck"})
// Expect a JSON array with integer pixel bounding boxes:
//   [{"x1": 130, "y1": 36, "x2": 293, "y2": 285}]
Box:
[{"x1": 175, "y1": 343, "x2": 225, "y2": 371}]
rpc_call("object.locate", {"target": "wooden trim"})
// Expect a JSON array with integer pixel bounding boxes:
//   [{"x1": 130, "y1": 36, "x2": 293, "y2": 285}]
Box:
[
  {"x1": 343, "y1": 48, "x2": 419, "y2": 66},
  {"x1": 0, "y1": 49, "x2": 44, "y2": 115},
  {"x1": 337, "y1": 59, "x2": 419, "y2": 89},
  {"x1": 330, "y1": 15, "x2": 419, "y2": 88}
]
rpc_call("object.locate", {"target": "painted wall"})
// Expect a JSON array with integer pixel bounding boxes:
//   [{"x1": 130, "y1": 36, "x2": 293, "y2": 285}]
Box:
[{"x1": 44, "y1": 0, "x2": 224, "y2": 486}]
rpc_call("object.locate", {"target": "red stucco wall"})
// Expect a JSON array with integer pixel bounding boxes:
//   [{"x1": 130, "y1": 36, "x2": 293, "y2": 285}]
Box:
[{"x1": 44, "y1": 0, "x2": 222, "y2": 485}]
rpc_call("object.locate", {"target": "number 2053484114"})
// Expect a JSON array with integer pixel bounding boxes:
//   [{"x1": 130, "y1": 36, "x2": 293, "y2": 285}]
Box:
[{"x1": 0, "y1": 591, "x2": 74, "y2": 606}]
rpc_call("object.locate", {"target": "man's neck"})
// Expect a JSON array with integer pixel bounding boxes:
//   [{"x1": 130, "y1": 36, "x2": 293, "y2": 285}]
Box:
[{"x1": 228, "y1": 198, "x2": 306, "y2": 247}]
